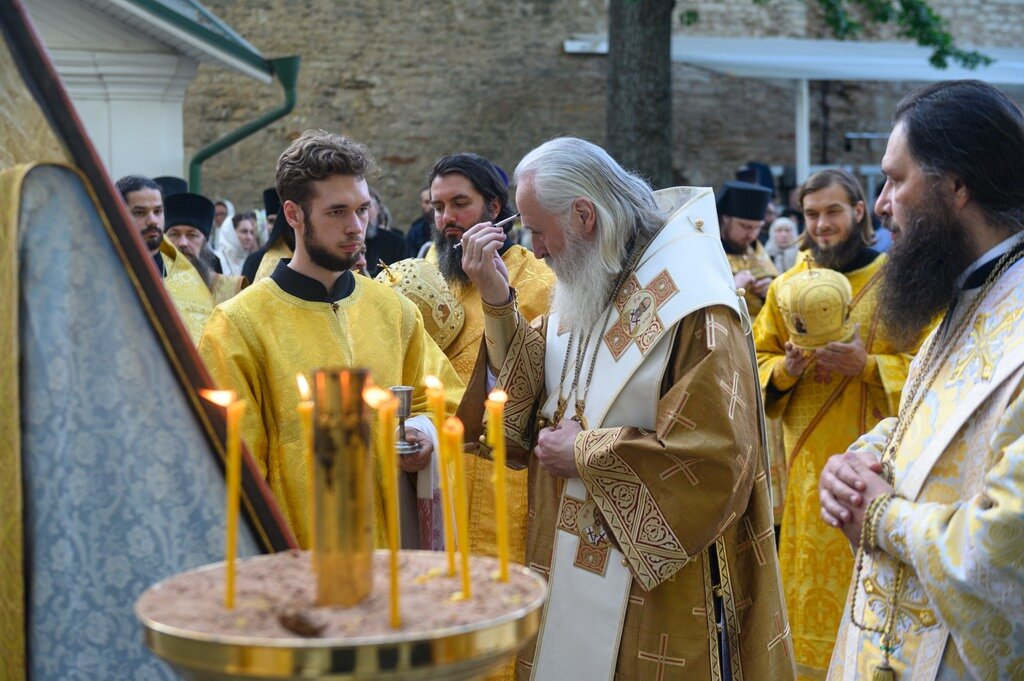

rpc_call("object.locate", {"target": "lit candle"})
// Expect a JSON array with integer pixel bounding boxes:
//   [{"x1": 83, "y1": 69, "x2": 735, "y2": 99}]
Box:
[
  {"x1": 445, "y1": 416, "x2": 471, "y2": 599},
  {"x1": 365, "y1": 387, "x2": 401, "y2": 628},
  {"x1": 296, "y1": 374, "x2": 315, "y2": 560},
  {"x1": 201, "y1": 389, "x2": 247, "y2": 610},
  {"x1": 486, "y1": 389, "x2": 509, "y2": 581},
  {"x1": 425, "y1": 375, "x2": 455, "y2": 575}
]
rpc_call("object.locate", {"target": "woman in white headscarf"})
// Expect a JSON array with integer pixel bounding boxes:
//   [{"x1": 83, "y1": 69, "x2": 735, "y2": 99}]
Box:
[
  {"x1": 765, "y1": 216, "x2": 800, "y2": 273},
  {"x1": 210, "y1": 198, "x2": 248, "y2": 276}
]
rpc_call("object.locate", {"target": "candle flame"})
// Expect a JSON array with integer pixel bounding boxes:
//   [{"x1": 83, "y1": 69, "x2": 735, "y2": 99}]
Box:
[
  {"x1": 200, "y1": 389, "x2": 236, "y2": 407},
  {"x1": 487, "y1": 389, "x2": 508, "y2": 404},
  {"x1": 442, "y1": 415, "x2": 465, "y2": 437},
  {"x1": 425, "y1": 375, "x2": 443, "y2": 390},
  {"x1": 363, "y1": 386, "x2": 392, "y2": 409},
  {"x1": 296, "y1": 373, "x2": 311, "y2": 401}
]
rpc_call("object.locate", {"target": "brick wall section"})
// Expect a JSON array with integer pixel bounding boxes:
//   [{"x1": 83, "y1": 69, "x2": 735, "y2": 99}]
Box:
[{"x1": 184, "y1": 0, "x2": 1024, "y2": 226}]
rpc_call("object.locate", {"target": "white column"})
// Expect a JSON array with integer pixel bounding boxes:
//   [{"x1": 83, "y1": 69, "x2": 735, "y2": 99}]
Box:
[
  {"x1": 794, "y1": 78, "x2": 810, "y2": 184},
  {"x1": 50, "y1": 50, "x2": 197, "y2": 180}
]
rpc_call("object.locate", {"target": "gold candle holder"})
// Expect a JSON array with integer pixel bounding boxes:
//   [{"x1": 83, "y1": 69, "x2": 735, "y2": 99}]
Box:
[{"x1": 312, "y1": 367, "x2": 373, "y2": 606}]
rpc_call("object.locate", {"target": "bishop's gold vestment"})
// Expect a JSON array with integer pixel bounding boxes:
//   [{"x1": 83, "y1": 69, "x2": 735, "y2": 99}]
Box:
[
  {"x1": 463, "y1": 188, "x2": 794, "y2": 681},
  {"x1": 438, "y1": 245, "x2": 554, "y2": 565},
  {"x1": 199, "y1": 270, "x2": 464, "y2": 547},
  {"x1": 159, "y1": 238, "x2": 213, "y2": 344},
  {"x1": 828, "y1": 249, "x2": 1024, "y2": 681},
  {"x1": 754, "y1": 254, "x2": 919, "y2": 680}
]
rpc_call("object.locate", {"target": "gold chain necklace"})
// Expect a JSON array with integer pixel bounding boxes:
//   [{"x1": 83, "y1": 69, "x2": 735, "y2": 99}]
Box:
[
  {"x1": 850, "y1": 242, "x2": 1024, "y2": 680},
  {"x1": 552, "y1": 232, "x2": 651, "y2": 428}
]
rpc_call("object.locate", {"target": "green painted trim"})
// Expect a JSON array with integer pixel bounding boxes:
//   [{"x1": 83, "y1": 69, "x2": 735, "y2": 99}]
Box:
[{"x1": 125, "y1": 0, "x2": 271, "y2": 75}]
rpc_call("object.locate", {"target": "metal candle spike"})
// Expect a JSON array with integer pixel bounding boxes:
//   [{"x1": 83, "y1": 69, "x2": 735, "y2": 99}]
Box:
[{"x1": 389, "y1": 386, "x2": 421, "y2": 456}]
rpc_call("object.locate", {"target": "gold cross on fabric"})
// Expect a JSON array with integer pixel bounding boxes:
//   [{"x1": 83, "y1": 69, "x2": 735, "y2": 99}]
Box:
[
  {"x1": 659, "y1": 453, "x2": 704, "y2": 485},
  {"x1": 863, "y1": 575, "x2": 938, "y2": 631},
  {"x1": 704, "y1": 311, "x2": 729, "y2": 350},
  {"x1": 637, "y1": 633, "x2": 686, "y2": 680},
  {"x1": 767, "y1": 611, "x2": 793, "y2": 663},
  {"x1": 604, "y1": 270, "x2": 679, "y2": 360},
  {"x1": 719, "y1": 371, "x2": 747, "y2": 419},
  {"x1": 737, "y1": 517, "x2": 774, "y2": 567},
  {"x1": 949, "y1": 308, "x2": 1021, "y2": 385}
]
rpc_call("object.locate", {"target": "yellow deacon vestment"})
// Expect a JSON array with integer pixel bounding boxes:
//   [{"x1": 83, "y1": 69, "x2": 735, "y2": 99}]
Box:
[
  {"x1": 159, "y1": 238, "x2": 213, "y2": 344},
  {"x1": 199, "y1": 261, "x2": 463, "y2": 548},
  {"x1": 754, "y1": 252, "x2": 921, "y2": 680},
  {"x1": 829, "y1": 240, "x2": 1024, "y2": 681},
  {"x1": 430, "y1": 244, "x2": 554, "y2": 565},
  {"x1": 726, "y1": 240, "x2": 778, "y2": 317}
]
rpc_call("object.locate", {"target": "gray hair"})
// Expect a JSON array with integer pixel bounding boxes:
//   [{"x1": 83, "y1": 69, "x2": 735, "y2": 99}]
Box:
[{"x1": 514, "y1": 137, "x2": 663, "y2": 274}]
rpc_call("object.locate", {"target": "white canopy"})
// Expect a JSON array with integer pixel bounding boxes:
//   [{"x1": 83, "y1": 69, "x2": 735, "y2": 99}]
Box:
[{"x1": 564, "y1": 35, "x2": 1024, "y2": 181}]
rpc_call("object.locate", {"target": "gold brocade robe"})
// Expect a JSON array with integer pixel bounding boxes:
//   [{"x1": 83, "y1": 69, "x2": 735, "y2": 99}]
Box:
[
  {"x1": 726, "y1": 240, "x2": 778, "y2": 318},
  {"x1": 252, "y1": 239, "x2": 293, "y2": 283},
  {"x1": 198, "y1": 274, "x2": 464, "y2": 548},
  {"x1": 210, "y1": 272, "x2": 246, "y2": 305},
  {"x1": 160, "y1": 238, "x2": 213, "y2": 344},
  {"x1": 754, "y1": 255, "x2": 919, "y2": 680},
  {"x1": 437, "y1": 245, "x2": 554, "y2": 565},
  {"x1": 462, "y1": 305, "x2": 794, "y2": 681},
  {"x1": 829, "y1": 255, "x2": 1024, "y2": 681}
]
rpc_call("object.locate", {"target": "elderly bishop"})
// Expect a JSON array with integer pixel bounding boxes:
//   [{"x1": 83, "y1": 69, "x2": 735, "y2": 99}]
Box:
[{"x1": 459, "y1": 137, "x2": 794, "y2": 681}]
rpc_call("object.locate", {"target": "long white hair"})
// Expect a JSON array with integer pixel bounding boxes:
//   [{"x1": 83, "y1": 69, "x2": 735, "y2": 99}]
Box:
[{"x1": 513, "y1": 137, "x2": 663, "y2": 275}]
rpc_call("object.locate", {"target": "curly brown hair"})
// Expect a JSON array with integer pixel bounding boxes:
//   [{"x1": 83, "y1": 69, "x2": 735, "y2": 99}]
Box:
[{"x1": 275, "y1": 129, "x2": 378, "y2": 212}]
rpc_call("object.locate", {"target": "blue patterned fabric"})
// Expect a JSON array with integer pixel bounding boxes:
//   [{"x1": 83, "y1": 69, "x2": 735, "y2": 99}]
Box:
[{"x1": 18, "y1": 165, "x2": 261, "y2": 680}]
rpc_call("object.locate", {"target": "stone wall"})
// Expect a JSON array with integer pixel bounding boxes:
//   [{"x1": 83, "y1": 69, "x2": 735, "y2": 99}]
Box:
[{"x1": 184, "y1": 0, "x2": 1024, "y2": 227}]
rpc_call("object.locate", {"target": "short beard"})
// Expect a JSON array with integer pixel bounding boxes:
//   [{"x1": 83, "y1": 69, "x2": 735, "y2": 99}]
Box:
[
  {"x1": 548, "y1": 224, "x2": 615, "y2": 332},
  {"x1": 304, "y1": 212, "x2": 358, "y2": 272},
  {"x1": 878, "y1": 187, "x2": 973, "y2": 350},
  {"x1": 807, "y1": 228, "x2": 864, "y2": 271}
]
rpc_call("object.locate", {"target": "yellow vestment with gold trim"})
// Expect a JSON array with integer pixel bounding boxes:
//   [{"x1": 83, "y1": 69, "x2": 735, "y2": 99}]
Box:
[
  {"x1": 726, "y1": 240, "x2": 778, "y2": 317},
  {"x1": 252, "y1": 239, "x2": 293, "y2": 283},
  {"x1": 159, "y1": 238, "x2": 213, "y2": 344},
  {"x1": 828, "y1": 253, "x2": 1024, "y2": 681},
  {"x1": 198, "y1": 274, "x2": 464, "y2": 548},
  {"x1": 754, "y1": 255, "x2": 921, "y2": 680},
  {"x1": 435, "y1": 245, "x2": 554, "y2": 565},
  {"x1": 210, "y1": 272, "x2": 246, "y2": 305}
]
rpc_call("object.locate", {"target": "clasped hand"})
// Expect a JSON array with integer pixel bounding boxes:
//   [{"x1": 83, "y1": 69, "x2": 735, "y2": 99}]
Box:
[
  {"x1": 535, "y1": 418, "x2": 582, "y2": 478},
  {"x1": 818, "y1": 450, "x2": 894, "y2": 545}
]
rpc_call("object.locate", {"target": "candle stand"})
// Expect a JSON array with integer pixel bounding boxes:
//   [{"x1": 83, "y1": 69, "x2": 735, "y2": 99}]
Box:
[{"x1": 136, "y1": 368, "x2": 544, "y2": 680}]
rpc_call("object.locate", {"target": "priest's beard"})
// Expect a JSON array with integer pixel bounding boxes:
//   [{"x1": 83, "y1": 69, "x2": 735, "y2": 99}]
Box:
[
  {"x1": 184, "y1": 249, "x2": 213, "y2": 290},
  {"x1": 877, "y1": 187, "x2": 973, "y2": 350},
  {"x1": 807, "y1": 223, "x2": 864, "y2": 271},
  {"x1": 434, "y1": 207, "x2": 492, "y2": 288},
  {"x1": 548, "y1": 225, "x2": 615, "y2": 332},
  {"x1": 304, "y1": 213, "x2": 359, "y2": 272}
]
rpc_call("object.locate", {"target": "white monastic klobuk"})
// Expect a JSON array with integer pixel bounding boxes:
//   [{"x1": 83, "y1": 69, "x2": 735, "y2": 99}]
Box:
[{"x1": 530, "y1": 187, "x2": 746, "y2": 680}]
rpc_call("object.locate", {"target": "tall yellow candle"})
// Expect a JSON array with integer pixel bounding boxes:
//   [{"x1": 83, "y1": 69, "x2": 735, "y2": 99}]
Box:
[
  {"x1": 425, "y1": 376, "x2": 455, "y2": 575},
  {"x1": 201, "y1": 389, "x2": 247, "y2": 610},
  {"x1": 296, "y1": 374, "x2": 315, "y2": 559},
  {"x1": 445, "y1": 416, "x2": 471, "y2": 599},
  {"x1": 486, "y1": 389, "x2": 509, "y2": 582},
  {"x1": 365, "y1": 387, "x2": 401, "y2": 628}
]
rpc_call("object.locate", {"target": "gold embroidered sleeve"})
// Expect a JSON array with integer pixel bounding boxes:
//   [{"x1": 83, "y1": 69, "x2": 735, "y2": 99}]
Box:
[
  {"x1": 575, "y1": 305, "x2": 761, "y2": 590},
  {"x1": 875, "y1": 385, "x2": 1024, "y2": 681},
  {"x1": 198, "y1": 308, "x2": 269, "y2": 478}
]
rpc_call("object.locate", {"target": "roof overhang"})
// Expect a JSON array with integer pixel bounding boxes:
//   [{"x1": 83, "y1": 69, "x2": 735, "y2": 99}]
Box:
[
  {"x1": 565, "y1": 35, "x2": 1024, "y2": 85},
  {"x1": 81, "y1": 0, "x2": 273, "y2": 83}
]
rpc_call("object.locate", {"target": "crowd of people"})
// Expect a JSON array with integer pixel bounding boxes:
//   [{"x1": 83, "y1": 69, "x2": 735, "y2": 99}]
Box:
[{"x1": 115, "y1": 78, "x2": 1024, "y2": 681}]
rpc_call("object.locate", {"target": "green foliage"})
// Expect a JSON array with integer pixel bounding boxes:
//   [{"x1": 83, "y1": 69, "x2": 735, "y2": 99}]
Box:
[{"x1": 677, "y1": 0, "x2": 991, "y2": 69}]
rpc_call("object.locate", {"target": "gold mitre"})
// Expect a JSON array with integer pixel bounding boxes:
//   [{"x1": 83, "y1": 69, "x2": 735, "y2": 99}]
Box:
[
  {"x1": 375, "y1": 258, "x2": 465, "y2": 351},
  {"x1": 777, "y1": 268, "x2": 854, "y2": 349}
]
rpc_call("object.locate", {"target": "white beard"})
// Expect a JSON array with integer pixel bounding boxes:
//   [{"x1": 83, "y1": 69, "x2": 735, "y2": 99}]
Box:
[{"x1": 547, "y1": 229, "x2": 615, "y2": 332}]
